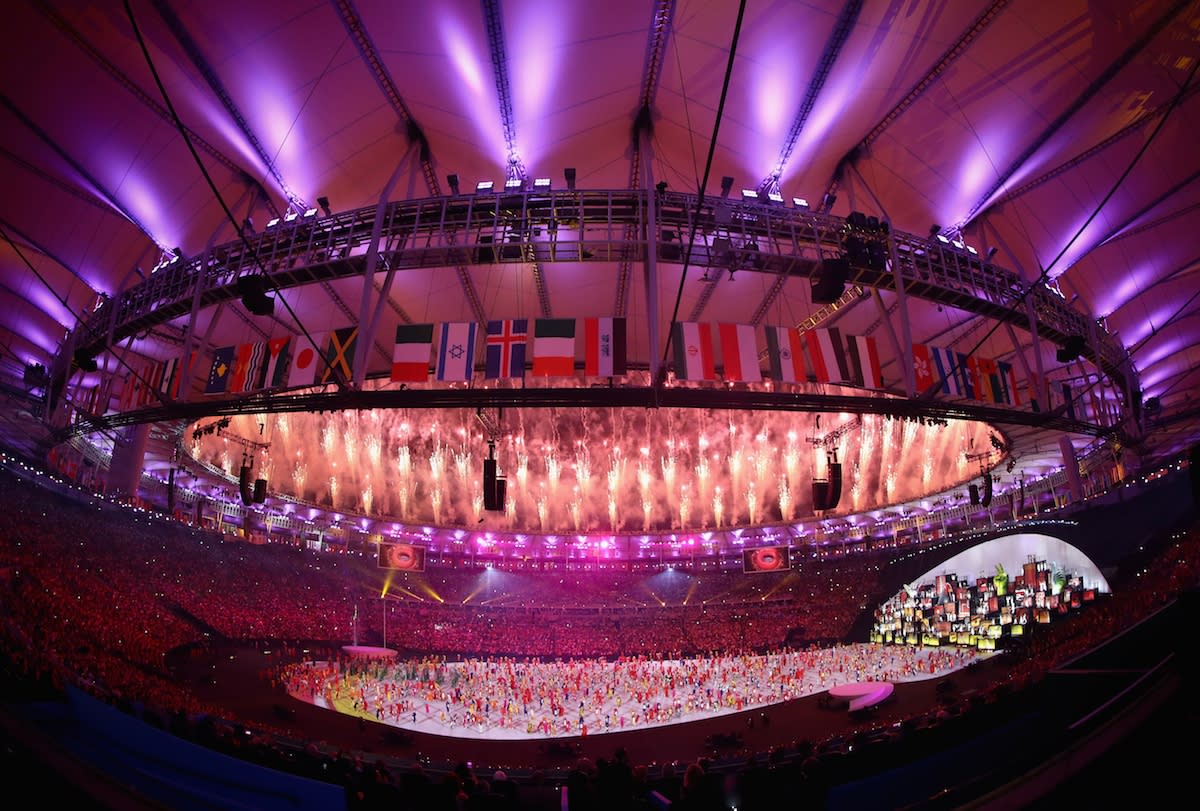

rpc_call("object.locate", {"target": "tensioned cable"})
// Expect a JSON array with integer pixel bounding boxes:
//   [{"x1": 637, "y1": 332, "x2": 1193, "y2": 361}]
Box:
[
  {"x1": 924, "y1": 57, "x2": 1200, "y2": 417},
  {"x1": 658, "y1": 0, "x2": 747, "y2": 389},
  {"x1": 122, "y1": 0, "x2": 341, "y2": 386}
]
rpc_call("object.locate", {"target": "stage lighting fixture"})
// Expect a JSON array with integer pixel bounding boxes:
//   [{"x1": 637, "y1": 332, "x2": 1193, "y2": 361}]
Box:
[
  {"x1": 73, "y1": 349, "x2": 99, "y2": 372},
  {"x1": 284, "y1": 210, "x2": 298, "y2": 222},
  {"x1": 655, "y1": 180, "x2": 668, "y2": 194},
  {"x1": 793, "y1": 197, "x2": 809, "y2": 208},
  {"x1": 303, "y1": 207, "x2": 318, "y2": 218},
  {"x1": 266, "y1": 217, "x2": 280, "y2": 228},
  {"x1": 533, "y1": 177, "x2": 551, "y2": 189},
  {"x1": 821, "y1": 192, "x2": 836, "y2": 212},
  {"x1": 476, "y1": 180, "x2": 494, "y2": 193},
  {"x1": 447, "y1": 174, "x2": 460, "y2": 195},
  {"x1": 966, "y1": 245, "x2": 978, "y2": 255},
  {"x1": 766, "y1": 192, "x2": 784, "y2": 205},
  {"x1": 929, "y1": 224, "x2": 941, "y2": 237},
  {"x1": 1056, "y1": 335, "x2": 1087, "y2": 363},
  {"x1": 952, "y1": 239, "x2": 965, "y2": 250},
  {"x1": 936, "y1": 234, "x2": 950, "y2": 244},
  {"x1": 504, "y1": 178, "x2": 523, "y2": 190},
  {"x1": 236, "y1": 274, "x2": 274, "y2": 317},
  {"x1": 987, "y1": 246, "x2": 999, "y2": 259},
  {"x1": 564, "y1": 167, "x2": 576, "y2": 190},
  {"x1": 741, "y1": 188, "x2": 758, "y2": 201},
  {"x1": 720, "y1": 176, "x2": 734, "y2": 197},
  {"x1": 317, "y1": 196, "x2": 331, "y2": 215}
]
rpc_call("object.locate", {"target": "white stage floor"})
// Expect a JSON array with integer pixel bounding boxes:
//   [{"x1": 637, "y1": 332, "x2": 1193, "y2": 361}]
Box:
[{"x1": 284, "y1": 643, "x2": 990, "y2": 741}]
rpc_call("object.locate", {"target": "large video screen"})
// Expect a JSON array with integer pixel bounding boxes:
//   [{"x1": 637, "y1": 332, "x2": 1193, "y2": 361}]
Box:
[
  {"x1": 743, "y1": 546, "x2": 790, "y2": 573},
  {"x1": 378, "y1": 542, "x2": 426, "y2": 571}
]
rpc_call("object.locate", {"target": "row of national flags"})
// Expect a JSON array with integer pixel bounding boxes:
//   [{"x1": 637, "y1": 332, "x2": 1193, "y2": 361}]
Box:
[
  {"x1": 912, "y1": 342, "x2": 1021, "y2": 406},
  {"x1": 394, "y1": 318, "x2": 629, "y2": 382},
  {"x1": 672, "y1": 323, "x2": 885, "y2": 389},
  {"x1": 115, "y1": 322, "x2": 1056, "y2": 412}
]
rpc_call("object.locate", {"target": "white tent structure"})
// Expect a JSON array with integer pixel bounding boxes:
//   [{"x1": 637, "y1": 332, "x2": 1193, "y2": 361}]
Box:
[{"x1": 2, "y1": 1, "x2": 1197, "y2": 542}]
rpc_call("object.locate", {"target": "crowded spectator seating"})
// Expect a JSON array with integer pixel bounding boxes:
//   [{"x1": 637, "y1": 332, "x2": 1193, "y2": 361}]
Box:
[{"x1": 2, "y1": 457, "x2": 1198, "y2": 809}]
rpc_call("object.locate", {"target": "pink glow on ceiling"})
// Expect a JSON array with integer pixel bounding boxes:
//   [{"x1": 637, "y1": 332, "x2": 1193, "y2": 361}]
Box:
[
  {"x1": 751, "y1": 42, "x2": 801, "y2": 176},
  {"x1": 778, "y1": 72, "x2": 855, "y2": 183},
  {"x1": 437, "y1": 13, "x2": 508, "y2": 166},
  {"x1": 508, "y1": 4, "x2": 568, "y2": 166}
]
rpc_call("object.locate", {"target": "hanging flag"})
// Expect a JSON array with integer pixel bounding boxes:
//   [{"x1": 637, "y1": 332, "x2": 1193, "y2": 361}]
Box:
[
  {"x1": 975, "y1": 356, "x2": 999, "y2": 403},
  {"x1": 436, "y1": 321, "x2": 477, "y2": 381},
  {"x1": 846, "y1": 334, "x2": 884, "y2": 389},
  {"x1": 485, "y1": 319, "x2": 528, "y2": 379},
  {"x1": 532, "y1": 318, "x2": 577, "y2": 377},
  {"x1": 956, "y1": 352, "x2": 978, "y2": 400},
  {"x1": 765, "y1": 326, "x2": 805, "y2": 383},
  {"x1": 1027, "y1": 371, "x2": 1050, "y2": 412},
  {"x1": 998, "y1": 360, "x2": 1019, "y2": 406},
  {"x1": 912, "y1": 342, "x2": 935, "y2": 392},
  {"x1": 718, "y1": 323, "x2": 761, "y2": 382},
  {"x1": 229, "y1": 342, "x2": 267, "y2": 394},
  {"x1": 930, "y1": 346, "x2": 961, "y2": 395},
  {"x1": 1062, "y1": 383, "x2": 1075, "y2": 420},
  {"x1": 205, "y1": 346, "x2": 235, "y2": 394},
  {"x1": 584, "y1": 317, "x2": 627, "y2": 377},
  {"x1": 672, "y1": 322, "x2": 716, "y2": 381},
  {"x1": 137, "y1": 360, "x2": 162, "y2": 406},
  {"x1": 118, "y1": 375, "x2": 136, "y2": 410},
  {"x1": 392, "y1": 324, "x2": 434, "y2": 382},
  {"x1": 805, "y1": 328, "x2": 849, "y2": 384},
  {"x1": 320, "y1": 327, "x2": 358, "y2": 385},
  {"x1": 159, "y1": 356, "x2": 180, "y2": 397},
  {"x1": 261, "y1": 337, "x2": 290, "y2": 389},
  {"x1": 287, "y1": 332, "x2": 326, "y2": 388}
]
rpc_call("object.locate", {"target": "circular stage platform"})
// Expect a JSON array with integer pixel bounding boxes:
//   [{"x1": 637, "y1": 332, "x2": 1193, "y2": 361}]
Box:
[
  {"x1": 341, "y1": 645, "x2": 399, "y2": 659},
  {"x1": 827, "y1": 681, "x2": 895, "y2": 712}
]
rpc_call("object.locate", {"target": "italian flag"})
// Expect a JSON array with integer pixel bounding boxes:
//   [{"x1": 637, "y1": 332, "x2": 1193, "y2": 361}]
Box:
[{"x1": 392, "y1": 324, "x2": 434, "y2": 382}]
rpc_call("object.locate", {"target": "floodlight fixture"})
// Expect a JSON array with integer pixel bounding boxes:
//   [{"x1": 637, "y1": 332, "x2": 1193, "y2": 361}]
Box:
[
  {"x1": 986, "y1": 246, "x2": 999, "y2": 259},
  {"x1": 317, "y1": 196, "x2": 331, "y2": 215},
  {"x1": 564, "y1": 167, "x2": 576, "y2": 190},
  {"x1": 952, "y1": 239, "x2": 965, "y2": 250},
  {"x1": 533, "y1": 177, "x2": 551, "y2": 189},
  {"x1": 447, "y1": 174, "x2": 461, "y2": 195},
  {"x1": 303, "y1": 208, "x2": 318, "y2": 218},
  {"x1": 741, "y1": 188, "x2": 758, "y2": 201},
  {"x1": 936, "y1": 233, "x2": 950, "y2": 244},
  {"x1": 720, "y1": 176, "x2": 734, "y2": 197},
  {"x1": 504, "y1": 178, "x2": 523, "y2": 190},
  {"x1": 266, "y1": 217, "x2": 281, "y2": 228},
  {"x1": 476, "y1": 180, "x2": 495, "y2": 193},
  {"x1": 966, "y1": 244, "x2": 978, "y2": 255},
  {"x1": 793, "y1": 197, "x2": 809, "y2": 208},
  {"x1": 284, "y1": 210, "x2": 298, "y2": 222},
  {"x1": 766, "y1": 191, "x2": 784, "y2": 205}
]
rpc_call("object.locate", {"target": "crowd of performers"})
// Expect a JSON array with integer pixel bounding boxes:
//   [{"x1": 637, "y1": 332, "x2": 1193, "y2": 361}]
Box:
[{"x1": 277, "y1": 643, "x2": 981, "y2": 739}]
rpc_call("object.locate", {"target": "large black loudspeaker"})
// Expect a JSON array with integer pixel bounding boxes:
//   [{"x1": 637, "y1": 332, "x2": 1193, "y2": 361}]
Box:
[
  {"x1": 826, "y1": 463, "x2": 842, "y2": 510},
  {"x1": 969, "y1": 483, "x2": 980, "y2": 505},
  {"x1": 1191, "y1": 444, "x2": 1200, "y2": 506},
  {"x1": 981, "y1": 474, "x2": 993, "y2": 507},
  {"x1": 253, "y1": 478, "x2": 268, "y2": 504},
  {"x1": 167, "y1": 467, "x2": 176, "y2": 513},
  {"x1": 811, "y1": 480, "x2": 831, "y2": 512},
  {"x1": 811, "y1": 257, "x2": 849, "y2": 303},
  {"x1": 239, "y1": 465, "x2": 253, "y2": 505},
  {"x1": 236, "y1": 274, "x2": 274, "y2": 317},
  {"x1": 483, "y1": 458, "x2": 506, "y2": 512}
]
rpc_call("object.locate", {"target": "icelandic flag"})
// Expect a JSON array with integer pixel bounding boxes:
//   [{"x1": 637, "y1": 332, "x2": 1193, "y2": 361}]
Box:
[{"x1": 485, "y1": 319, "x2": 528, "y2": 379}]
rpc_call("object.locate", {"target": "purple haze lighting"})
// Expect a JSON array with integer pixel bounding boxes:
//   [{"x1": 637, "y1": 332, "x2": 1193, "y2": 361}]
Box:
[{"x1": 509, "y1": 5, "x2": 567, "y2": 166}]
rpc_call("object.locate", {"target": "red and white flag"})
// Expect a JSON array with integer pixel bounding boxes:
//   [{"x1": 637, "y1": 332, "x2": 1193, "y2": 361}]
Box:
[
  {"x1": 847, "y1": 334, "x2": 883, "y2": 389},
  {"x1": 804, "y1": 328, "x2": 849, "y2": 383},
  {"x1": 584, "y1": 317, "x2": 627, "y2": 377},
  {"x1": 719, "y1": 323, "x2": 760, "y2": 382},
  {"x1": 288, "y1": 332, "x2": 326, "y2": 388}
]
